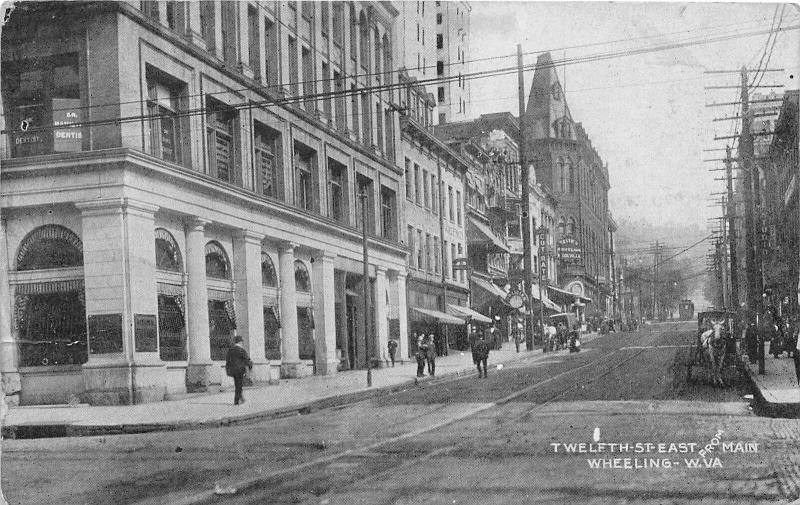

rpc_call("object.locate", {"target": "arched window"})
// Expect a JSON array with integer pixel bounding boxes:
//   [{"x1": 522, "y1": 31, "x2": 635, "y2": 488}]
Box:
[
  {"x1": 349, "y1": 4, "x2": 357, "y2": 61},
  {"x1": 155, "y1": 228, "x2": 182, "y2": 272},
  {"x1": 382, "y1": 33, "x2": 391, "y2": 80},
  {"x1": 261, "y1": 252, "x2": 277, "y2": 287},
  {"x1": 205, "y1": 241, "x2": 231, "y2": 279},
  {"x1": 568, "y1": 161, "x2": 575, "y2": 194},
  {"x1": 557, "y1": 158, "x2": 566, "y2": 193},
  {"x1": 568, "y1": 217, "x2": 576, "y2": 236},
  {"x1": 373, "y1": 27, "x2": 381, "y2": 74},
  {"x1": 16, "y1": 225, "x2": 83, "y2": 271},
  {"x1": 358, "y1": 11, "x2": 369, "y2": 67},
  {"x1": 295, "y1": 260, "x2": 311, "y2": 292}
]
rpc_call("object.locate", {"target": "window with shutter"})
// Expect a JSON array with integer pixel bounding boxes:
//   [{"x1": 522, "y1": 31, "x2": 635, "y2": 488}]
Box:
[{"x1": 206, "y1": 99, "x2": 236, "y2": 183}]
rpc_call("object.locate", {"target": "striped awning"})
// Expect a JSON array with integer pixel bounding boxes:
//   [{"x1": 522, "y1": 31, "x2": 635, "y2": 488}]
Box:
[
  {"x1": 412, "y1": 307, "x2": 465, "y2": 325},
  {"x1": 447, "y1": 304, "x2": 492, "y2": 323}
]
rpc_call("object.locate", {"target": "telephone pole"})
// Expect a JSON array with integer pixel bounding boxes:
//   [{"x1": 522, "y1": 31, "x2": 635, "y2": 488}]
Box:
[
  {"x1": 651, "y1": 241, "x2": 659, "y2": 320},
  {"x1": 724, "y1": 145, "x2": 739, "y2": 313},
  {"x1": 517, "y1": 44, "x2": 536, "y2": 350}
]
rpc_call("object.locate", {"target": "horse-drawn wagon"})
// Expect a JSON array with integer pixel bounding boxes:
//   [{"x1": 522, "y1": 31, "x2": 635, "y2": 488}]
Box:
[{"x1": 686, "y1": 310, "x2": 739, "y2": 386}]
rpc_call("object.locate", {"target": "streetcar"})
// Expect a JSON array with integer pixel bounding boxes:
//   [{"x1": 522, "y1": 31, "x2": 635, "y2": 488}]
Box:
[{"x1": 678, "y1": 300, "x2": 695, "y2": 321}]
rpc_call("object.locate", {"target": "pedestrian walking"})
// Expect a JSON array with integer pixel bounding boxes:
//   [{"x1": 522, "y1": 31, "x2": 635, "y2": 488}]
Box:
[
  {"x1": 472, "y1": 333, "x2": 490, "y2": 378},
  {"x1": 426, "y1": 333, "x2": 437, "y2": 376},
  {"x1": 388, "y1": 339, "x2": 398, "y2": 367},
  {"x1": 225, "y1": 335, "x2": 252, "y2": 405},
  {"x1": 415, "y1": 333, "x2": 427, "y2": 377}
]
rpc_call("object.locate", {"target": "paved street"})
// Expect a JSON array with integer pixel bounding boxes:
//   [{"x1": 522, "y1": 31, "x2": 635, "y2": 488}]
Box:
[{"x1": 4, "y1": 323, "x2": 800, "y2": 505}]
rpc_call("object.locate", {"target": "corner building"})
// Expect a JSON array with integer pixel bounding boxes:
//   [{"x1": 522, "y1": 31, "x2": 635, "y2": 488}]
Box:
[{"x1": 0, "y1": 1, "x2": 408, "y2": 405}]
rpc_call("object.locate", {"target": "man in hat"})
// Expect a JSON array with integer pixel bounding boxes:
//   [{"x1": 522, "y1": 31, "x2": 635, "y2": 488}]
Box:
[
  {"x1": 225, "y1": 335, "x2": 253, "y2": 405},
  {"x1": 472, "y1": 333, "x2": 490, "y2": 378}
]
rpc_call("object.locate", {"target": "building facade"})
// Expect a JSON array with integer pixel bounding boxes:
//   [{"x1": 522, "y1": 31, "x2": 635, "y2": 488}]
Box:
[
  {"x1": 399, "y1": 74, "x2": 471, "y2": 354},
  {"x1": 0, "y1": 1, "x2": 410, "y2": 405},
  {"x1": 526, "y1": 52, "x2": 614, "y2": 316},
  {"x1": 435, "y1": 0, "x2": 470, "y2": 124}
]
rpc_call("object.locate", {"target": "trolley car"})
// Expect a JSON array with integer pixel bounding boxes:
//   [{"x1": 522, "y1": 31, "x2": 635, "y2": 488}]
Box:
[{"x1": 678, "y1": 300, "x2": 695, "y2": 321}]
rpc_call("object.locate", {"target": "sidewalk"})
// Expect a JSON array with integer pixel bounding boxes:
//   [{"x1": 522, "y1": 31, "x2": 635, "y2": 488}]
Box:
[
  {"x1": 743, "y1": 341, "x2": 800, "y2": 417},
  {"x1": 1, "y1": 345, "x2": 547, "y2": 439}
]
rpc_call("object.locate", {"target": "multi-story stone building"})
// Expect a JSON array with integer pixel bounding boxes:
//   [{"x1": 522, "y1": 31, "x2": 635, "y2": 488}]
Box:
[
  {"x1": 435, "y1": 0, "x2": 470, "y2": 124},
  {"x1": 398, "y1": 73, "x2": 472, "y2": 354},
  {"x1": 0, "y1": 1, "x2": 409, "y2": 405},
  {"x1": 525, "y1": 52, "x2": 613, "y2": 317}
]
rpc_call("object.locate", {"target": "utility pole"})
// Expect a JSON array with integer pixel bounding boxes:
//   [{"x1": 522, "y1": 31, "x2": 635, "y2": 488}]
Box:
[
  {"x1": 517, "y1": 44, "x2": 536, "y2": 350},
  {"x1": 360, "y1": 191, "x2": 372, "y2": 387},
  {"x1": 739, "y1": 66, "x2": 765, "y2": 375},
  {"x1": 725, "y1": 145, "x2": 739, "y2": 315},
  {"x1": 437, "y1": 155, "x2": 449, "y2": 354},
  {"x1": 651, "y1": 241, "x2": 659, "y2": 320}
]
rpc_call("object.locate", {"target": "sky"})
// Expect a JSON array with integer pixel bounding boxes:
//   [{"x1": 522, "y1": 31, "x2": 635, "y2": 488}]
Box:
[{"x1": 468, "y1": 2, "x2": 800, "y2": 231}]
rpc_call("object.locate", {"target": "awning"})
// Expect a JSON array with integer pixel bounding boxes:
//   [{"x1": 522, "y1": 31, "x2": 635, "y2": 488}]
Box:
[
  {"x1": 448, "y1": 304, "x2": 492, "y2": 323},
  {"x1": 471, "y1": 276, "x2": 508, "y2": 299},
  {"x1": 467, "y1": 217, "x2": 510, "y2": 253},
  {"x1": 412, "y1": 307, "x2": 465, "y2": 325},
  {"x1": 548, "y1": 285, "x2": 592, "y2": 304},
  {"x1": 530, "y1": 283, "x2": 562, "y2": 311}
]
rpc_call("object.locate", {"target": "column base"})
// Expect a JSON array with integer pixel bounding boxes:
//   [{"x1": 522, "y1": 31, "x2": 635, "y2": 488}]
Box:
[
  {"x1": 280, "y1": 361, "x2": 311, "y2": 379},
  {"x1": 186, "y1": 362, "x2": 216, "y2": 393},
  {"x1": 313, "y1": 359, "x2": 340, "y2": 376},
  {"x1": 247, "y1": 362, "x2": 272, "y2": 383},
  {"x1": 1, "y1": 371, "x2": 22, "y2": 407},
  {"x1": 82, "y1": 362, "x2": 167, "y2": 405}
]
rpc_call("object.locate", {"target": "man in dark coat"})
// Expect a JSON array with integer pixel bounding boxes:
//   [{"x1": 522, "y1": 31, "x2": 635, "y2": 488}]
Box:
[
  {"x1": 225, "y1": 335, "x2": 253, "y2": 405},
  {"x1": 473, "y1": 334, "x2": 490, "y2": 378},
  {"x1": 388, "y1": 339, "x2": 398, "y2": 367},
  {"x1": 425, "y1": 334, "x2": 436, "y2": 376},
  {"x1": 415, "y1": 333, "x2": 426, "y2": 377}
]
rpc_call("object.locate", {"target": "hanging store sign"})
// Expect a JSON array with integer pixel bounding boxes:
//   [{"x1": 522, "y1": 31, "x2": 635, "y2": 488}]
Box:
[{"x1": 557, "y1": 237, "x2": 582, "y2": 263}]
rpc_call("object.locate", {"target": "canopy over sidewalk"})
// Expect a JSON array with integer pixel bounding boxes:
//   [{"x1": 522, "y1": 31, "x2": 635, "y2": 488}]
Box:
[
  {"x1": 448, "y1": 304, "x2": 492, "y2": 323},
  {"x1": 412, "y1": 307, "x2": 465, "y2": 325}
]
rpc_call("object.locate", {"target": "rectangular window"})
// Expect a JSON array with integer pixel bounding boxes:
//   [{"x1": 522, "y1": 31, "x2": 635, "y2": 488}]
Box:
[
  {"x1": 248, "y1": 6, "x2": 261, "y2": 78},
  {"x1": 321, "y1": 2, "x2": 329, "y2": 38},
  {"x1": 431, "y1": 175, "x2": 438, "y2": 215},
  {"x1": 264, "y1": 18, "x2": 279, "y2": 85},
  {"x1": 380, "y1": 186, "x2": 396, "y2": 240},
  {"x1": 294, "y1": 143, "x2": 317, "y2": 212},
  {"x1": 414, "y1": 164, "x2": 422, "y2": 205},
  {"x1": 166, "y1": 1, "x2": 185, "y2": 32},
  {"x1": 417, "y1": 230, "x2": 424, "y2": 269},
  {"x1": 407, "y1": 225, "x2": 416, "y2": 268},
  {"x1": 322, "y1": 62, "x2": 332, "y2": 120},
  {"x1": 328, "y1": 158, "x2": 347, "y2": 222},
  {"x1": 405, "y1": 158, "x2": 413, "y2": 201},
  {"x1": 437, "y1": 61, "x2": 444, "y2": 75},
  {"x1": 350, "y1": 85, "x2": 359, "y2": 140},
  {"x1": 436, "y1": 13, "x2": 442, "y2": 24},
  {"x1": 146, "y1": 71, "x2": 185, "y2": 164},
  {"x1": 451, "y1": 243, "x2": 457, "y2": 279},
  {"x1": 254, "y1": 122, "x2": 281, "y2": 200},
  {"x1": 142, "y1": 0, "x2": 159, "y2": 21},
  {"x1": 434, "y1": 237, "x2": 440, "y2": 273},
  {"x1": 361, "y1": 93, "x2": 371, "y2": 146},
  {"x1": 356, "y1": 175, "x2": 374, "y2": 232},
  {"x1": 384, "y1": 108, "x2": 394, "y2": 160},
  {"x1": 457, "y1": 243, "x2": 464, "y2": 282},
  {"x1": 444, "y1": 240, "x2": 449, "y2": 279},
  {"x1": 332, "y1": 2, "x2": 344, "y2": 46},
  {"x1": 334, "y1": 72, "x2": 346, "y2": 131},
  {"x1": 288, "y1": 37, "x2": 299, "y2": 95},
  {"x1": 423, "y1": 170, "x2": 430, "y2": 208},
  {"x1": 200, "y1": 1, "x2": 215, "y2": 52},
  {"x1": 349, "y1": 5, "x2": 357, "y2": 62},
  {"x1": 206, "y1": 97, "x2": 237, "y2": 184},
  {"x1": 375, "y1": 103, "x2": 384, "y2": 153},
  {"x1": 302, "y1": 47, "x2": 315, "y2": 112},
  {"x1": 448, "y1": 186, "x2": 454, "y2": 221},
  {"x1": 436, "y1": 34, "x2": 443, "y2": 49},
  {"x1": 456, "y1": 190, "x2": 462, "y2": 225},
  {"x1": 220, "y1": 0, "x2": 237, "y2": 65},
  {"x1": 425, "y1": 233, "x2": 432, "y2": 271}
]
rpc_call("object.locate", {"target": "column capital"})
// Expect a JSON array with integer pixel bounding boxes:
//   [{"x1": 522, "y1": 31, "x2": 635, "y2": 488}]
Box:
[
  {"x1": 75, "y1": 198, "x2": 125, "y2": 216},
  {"x1": 389, "y1": 269, "x2": 408, "y2": 281},
  {"x1": 186, "y1": 217, "x2": 211, "y2": 232},
  {"x1": 234, "y1": 229, "x2": 266, "y2": 245},
  {"x1": 279, "y1": 241, "x2": 299, "y2": 254},
  {"x1": 375, "y1": 265, "x2": 388, "y2": 276},
  {"x1": 313, "y1": 249, "x2": 337, "y2": 262}
]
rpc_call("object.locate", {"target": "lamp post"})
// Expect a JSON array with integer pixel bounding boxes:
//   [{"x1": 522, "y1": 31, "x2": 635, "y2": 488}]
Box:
[{"x1": 360, "y1": 190, "x2": 372, "y2": 387}]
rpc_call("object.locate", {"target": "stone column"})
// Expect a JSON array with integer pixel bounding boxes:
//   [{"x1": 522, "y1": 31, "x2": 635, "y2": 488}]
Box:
[
  {"x1": 77, "y1": 199, "x2": 164, "y2": 405},
  {"x1": 184, "y1": 0, "x2": 207, "y2": 49},
  {"x1": 374, "y1": 267, "x2": 389, "y2": 367},
  {"x1": 185, "y1": 218, "x2": 213, "y2": 391},
  {"x1": 232, "y1": 230, "x2": 269, "y2": 382},
  {"x1": 312, "y1": 251, "x2": 338, "y2": 375},
  {"x1": 393, "y1": 270, "x2": 409, "y2": 361},
  {"x1": 0, "y1": 215, "x2": 20, "y2": 406},
  {"x1": 278, "y1": 242, "x2": 301, "y2": 377}
]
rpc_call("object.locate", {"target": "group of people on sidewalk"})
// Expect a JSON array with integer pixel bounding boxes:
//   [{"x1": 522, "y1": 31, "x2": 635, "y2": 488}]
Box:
[{"x1": 414, "y1": 333, "x2": 438, "y2": 377}]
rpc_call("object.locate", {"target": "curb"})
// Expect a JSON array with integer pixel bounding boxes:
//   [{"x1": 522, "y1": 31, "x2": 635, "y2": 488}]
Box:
[
  {"x1": 742, "y1": 361, "x2": 800, "y2": 418},
  {"x1": 1, "y1": 354, "x2": 523, "y2": 439}
]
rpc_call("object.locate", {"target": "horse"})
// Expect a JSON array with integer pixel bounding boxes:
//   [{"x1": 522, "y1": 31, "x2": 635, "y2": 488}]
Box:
[{"x1": 699, "y1": 319, "x2": 728, "y2": 386}]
